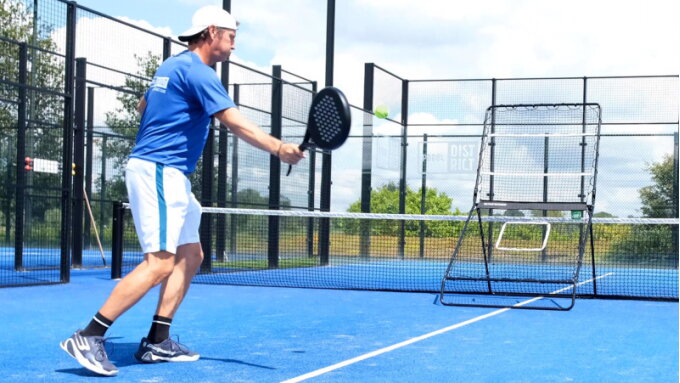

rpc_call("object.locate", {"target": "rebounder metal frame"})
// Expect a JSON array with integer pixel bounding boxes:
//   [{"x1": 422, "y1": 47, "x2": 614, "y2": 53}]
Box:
[{"x1": 439, "y1": 103, "x2": 602, "y2": 311}]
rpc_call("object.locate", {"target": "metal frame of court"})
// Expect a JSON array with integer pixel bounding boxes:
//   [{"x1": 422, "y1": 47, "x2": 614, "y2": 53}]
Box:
[{"x1": 0, "y1": 0, "x2": 678, "y2": 298}]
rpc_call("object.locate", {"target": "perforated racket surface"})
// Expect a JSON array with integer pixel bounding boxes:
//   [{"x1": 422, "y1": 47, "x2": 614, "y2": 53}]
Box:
[{"x1": 287, "y1": 87, "x2": 351, "y2": 175}]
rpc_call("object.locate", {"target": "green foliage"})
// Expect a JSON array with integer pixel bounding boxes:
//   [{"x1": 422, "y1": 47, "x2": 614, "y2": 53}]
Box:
[
  {"x1": 639, "y1": 154, "x2": 676, "y2": 218},
  {"x1": 609, "y1": 224, "x2": 676, "y2": 266},
  {"x1": 606, "y1": 155, "x2": 677, "y2": 266},
  {"x1": 341, "y1": 182, "x2": 462, "y2": 237}
]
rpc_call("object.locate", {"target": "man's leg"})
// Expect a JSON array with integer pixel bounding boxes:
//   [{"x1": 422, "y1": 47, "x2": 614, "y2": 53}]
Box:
[
  {"x1": 155, "y1": 242, "x2": 204, "y2": 319},
  {"x1": 135, "y1": 243, "x2": 203, "y2": 363},
  {"x1": 60, "y1": 250, "x2": 176, "y2": 376},
  {"x1": 99, "y1": 250, "x2": 178, "y2": 321}
]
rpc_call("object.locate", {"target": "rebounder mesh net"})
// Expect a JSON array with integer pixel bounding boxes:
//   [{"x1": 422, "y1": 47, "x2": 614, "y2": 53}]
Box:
[
  {"x1": 477, "y1": 104, "x2": 601, "y2": 205},
  {"x1": 442, "y1": 104, "x2": 604, "y2": 309}
]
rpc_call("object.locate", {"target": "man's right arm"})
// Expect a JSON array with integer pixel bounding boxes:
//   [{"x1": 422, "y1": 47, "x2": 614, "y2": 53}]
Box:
[{"x1": 213, "y1": 107, "x2": 303, "y2": 165}]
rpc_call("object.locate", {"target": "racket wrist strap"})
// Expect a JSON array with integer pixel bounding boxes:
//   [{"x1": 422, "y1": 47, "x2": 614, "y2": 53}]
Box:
[{"x1": 274, "y1": 142, "x2": 283, "y2": 157}]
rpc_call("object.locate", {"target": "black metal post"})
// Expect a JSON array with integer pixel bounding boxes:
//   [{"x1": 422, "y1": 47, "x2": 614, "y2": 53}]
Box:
[
  {"x1": 318, "y1": 0, "x2": 336, "y2": 267},
  {"x1": 61, "y1": 2, "x2": 77, "y2": 282},
  {"x1": 420, "y1": 134, "x2": 428, "y2": 258},
  {"x1": 307, "y1": 81, "x2": 318, "y2": 258},
  {"x1": 162, "y1": 37, "x2": 172, "y2": 61},
  {"x1": 229, "y1": 84, "x2": 239, "y2": 254},
  {"x1": 542, "y1": 135, "x2": 549, "y2": 262},
  {"x1": 360, "y1": 63, "x2": 374, "y2": 259},
  {"x1": 325, "y1": 0, "x2": 335, "y2": 88},
  {"x1": 110, "y1": 201, "x2": 123, "y2": 279},
  {"x1": 100, "y1": 135, "x2": 107, "y2": 236},
  {"x1": 582, "y1": 77, "x2": 597, "y2": 289},
  {"x1": 672, "y1": 132, "x2": 678, "y2": 254},
  {"x1": 84, "y1": 86, "x2": 94, "y2": 249},
  {"x1": 71, "y1": 57, "x2": 87, "y2": 268},
  {"x1": 486, "y1": 79, "x2": 497, "y2": 264},
  {"x1": 268, "y1": 65, "x2": 283, "y2": 269},
  {"x1": 199, "y1": 125, "x2": 214, "y2": 273},
  {"x1": 398, "y1": 79, "x2": 409, "y2": 259},
  {"x1": 580, "y1": 77, "x2": 588, "y2": 204},
  {"x1": 14, "y1": 43, "x2": 28, "y2": 271},
  {"x1": 4, "y1": 157, "x2": 11, "y2": 244},
  {"x1": 216, "y1": 31, "x2": 231, "y2": 262}
]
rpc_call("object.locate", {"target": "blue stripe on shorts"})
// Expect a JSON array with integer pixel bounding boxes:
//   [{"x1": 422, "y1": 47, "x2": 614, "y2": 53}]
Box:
[{"x1": 155, "y1": 163, "x2": 167, "y2": 250}]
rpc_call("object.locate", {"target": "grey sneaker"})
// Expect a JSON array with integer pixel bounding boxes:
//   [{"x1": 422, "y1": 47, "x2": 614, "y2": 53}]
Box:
[
  {"x1": 134, "y1": 337, "x2": 200, "y2": 363},
  {"x1": 60, "y1": 330, "x2": 118, "y2": 376}
]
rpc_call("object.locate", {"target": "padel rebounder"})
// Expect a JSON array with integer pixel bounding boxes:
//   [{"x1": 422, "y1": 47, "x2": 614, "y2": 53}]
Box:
[{"x1": 440, "y1": 104, "x2": 602, "y2": 310}]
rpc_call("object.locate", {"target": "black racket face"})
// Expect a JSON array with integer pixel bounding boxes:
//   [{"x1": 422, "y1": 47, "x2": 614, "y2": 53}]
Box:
[{"x1": 308, "y1": 87, "x2": 351, "y2": 150}]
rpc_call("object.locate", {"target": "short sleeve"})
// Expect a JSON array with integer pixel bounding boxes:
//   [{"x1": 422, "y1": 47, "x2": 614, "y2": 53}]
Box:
[{"x1": 186, "y1": 67, "x2": 236, "y2": 116}]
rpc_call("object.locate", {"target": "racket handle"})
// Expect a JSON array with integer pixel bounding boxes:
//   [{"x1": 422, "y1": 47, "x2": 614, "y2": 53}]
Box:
[{"x1": 286, "y1": 142, "x2": 309, "y2": 177}]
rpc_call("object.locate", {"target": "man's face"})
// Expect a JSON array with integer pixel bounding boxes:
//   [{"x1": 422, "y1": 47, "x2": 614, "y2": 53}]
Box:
[{"x1": 213, "y1": 27, "x2": 236, "y2": 62}]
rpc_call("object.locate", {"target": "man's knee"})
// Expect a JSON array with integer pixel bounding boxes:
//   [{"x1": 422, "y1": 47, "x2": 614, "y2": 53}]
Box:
[
  {"x1": 146, "y1": 251, "x2": 176, "y2": 283},
  {"x1": 178, "y1": 243, "x2": 204, "y2": 266}
]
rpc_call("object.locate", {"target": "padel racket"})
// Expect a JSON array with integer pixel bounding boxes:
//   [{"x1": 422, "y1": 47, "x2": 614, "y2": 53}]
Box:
[{"x1": 286, "y1": 86, "x2": 351, "y2": 176}]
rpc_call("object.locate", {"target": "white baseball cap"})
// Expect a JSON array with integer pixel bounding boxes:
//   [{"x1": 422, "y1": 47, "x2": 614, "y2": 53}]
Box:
[{"x1": 177, "y1": 5, "x2": 239, "y2": 42}]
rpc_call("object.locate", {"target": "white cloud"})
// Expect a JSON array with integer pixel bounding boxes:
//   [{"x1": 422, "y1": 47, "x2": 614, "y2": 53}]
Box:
[{"x1": 233, "y1": 0, "x2": 679, "y2": 98}]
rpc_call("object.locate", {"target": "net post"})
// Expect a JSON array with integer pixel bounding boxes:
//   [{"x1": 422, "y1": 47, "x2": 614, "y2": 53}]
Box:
[{"x1": 111, "y1": 201, "x2": 123, "y2": 280}]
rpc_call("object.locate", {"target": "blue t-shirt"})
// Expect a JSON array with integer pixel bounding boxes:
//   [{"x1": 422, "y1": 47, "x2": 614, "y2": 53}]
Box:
[{"x1": 130, "y1": 50, "x2": 235, "y2": 174}]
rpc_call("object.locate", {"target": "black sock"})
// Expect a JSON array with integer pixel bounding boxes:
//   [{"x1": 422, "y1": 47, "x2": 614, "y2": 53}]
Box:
[
  {"x1": 147, "y1": 315, "x2": 173, "y2": 344},
  {"x1": 81, "y1": 312, "x2": 113, "y2": 337}
]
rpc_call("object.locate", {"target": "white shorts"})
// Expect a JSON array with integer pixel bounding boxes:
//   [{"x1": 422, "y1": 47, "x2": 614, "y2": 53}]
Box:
[{"x1": 125, "y1": 157, "x2": 201, "y2": 254}]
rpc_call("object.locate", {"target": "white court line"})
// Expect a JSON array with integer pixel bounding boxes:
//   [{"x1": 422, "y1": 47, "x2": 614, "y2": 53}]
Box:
[{"x1": 279, "y1": 272, "x2": 615, "y2": 383}]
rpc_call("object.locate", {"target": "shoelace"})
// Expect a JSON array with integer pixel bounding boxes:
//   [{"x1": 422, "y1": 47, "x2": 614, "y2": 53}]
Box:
[
  {"x1": 92, "y1": 337, "x2": 114, "y2": 362},
  {"x1": 167, "y1": 335, "x2": 189, "y2": 353}
]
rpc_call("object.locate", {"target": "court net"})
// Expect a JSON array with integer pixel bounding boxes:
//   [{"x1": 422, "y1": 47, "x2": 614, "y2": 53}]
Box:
[{"x1": 112, "y1": 205, "x2": 678, "y2": 300}]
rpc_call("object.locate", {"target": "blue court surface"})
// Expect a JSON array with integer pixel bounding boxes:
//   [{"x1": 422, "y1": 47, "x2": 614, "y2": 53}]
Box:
[{"x1": 0, "y1": 268, "x2": 677, "y2": 383}]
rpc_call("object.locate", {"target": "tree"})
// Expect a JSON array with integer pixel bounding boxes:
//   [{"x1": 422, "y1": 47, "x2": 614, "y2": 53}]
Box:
[
  {"x1": 639, "y1": 154, "x2": 675, "y2": 218},
  {"x1": 609, "y1": 155, "x2": 677, "y2": 266},
  {"x1": 347, "y1": 182, "x2": 457, "y2": 215},
  {"x1": 342, "y1": 182, "x2": 461, "y2": 237}
]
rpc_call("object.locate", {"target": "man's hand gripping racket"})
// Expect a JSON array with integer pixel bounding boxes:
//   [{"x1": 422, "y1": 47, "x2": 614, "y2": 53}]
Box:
[{"x1": 286, "y1": 87, "x2": 351, "y2": 176}]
